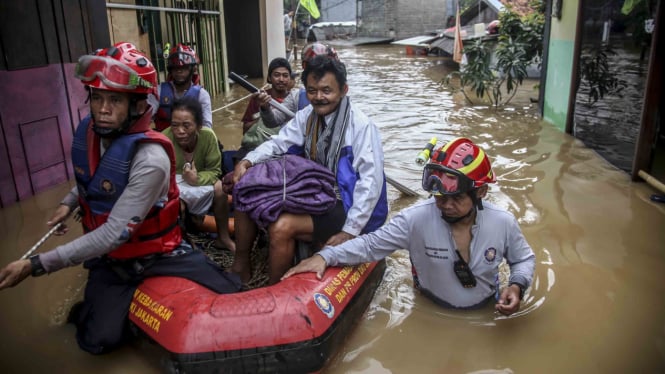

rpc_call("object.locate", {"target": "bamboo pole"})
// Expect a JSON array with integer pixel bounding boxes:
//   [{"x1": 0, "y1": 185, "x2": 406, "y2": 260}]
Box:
[{"x1": 638, "y1": 170, "x2": 665, "y2": 194}]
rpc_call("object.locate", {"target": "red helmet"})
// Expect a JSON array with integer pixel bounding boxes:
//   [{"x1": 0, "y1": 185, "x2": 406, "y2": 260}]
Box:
[
  {"x1": 422, "y1": 137, "x2": 496, "y2": 195},
  {"x1": 300, "y1": 42, "x2": 338, "y2": 69},
  {"x1": 167, "y1": 43, "x2": 199, "y2": 68},
  {"x1": 75, "y1": 42, "x2": 157, "y2": 95}
]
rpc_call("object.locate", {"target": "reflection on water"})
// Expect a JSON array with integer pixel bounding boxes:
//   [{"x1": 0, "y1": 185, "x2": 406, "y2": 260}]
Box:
[
  {"x1": 1, "y1": 44, "x2": 664, "y2": 373},
  {"x1": 573, "y1": 37, "x2": 648, "y2": 173}
]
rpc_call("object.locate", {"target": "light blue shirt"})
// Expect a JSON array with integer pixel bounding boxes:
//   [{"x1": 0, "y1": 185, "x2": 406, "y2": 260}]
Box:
[{"x1": 318, "y1": 199, "x2": 536, "y2": 308}]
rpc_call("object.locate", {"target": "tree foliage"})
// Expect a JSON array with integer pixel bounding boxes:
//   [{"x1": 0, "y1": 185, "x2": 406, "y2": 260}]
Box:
[{"x1": 443, "y1": 1, "x2": 545, "y2": 107}]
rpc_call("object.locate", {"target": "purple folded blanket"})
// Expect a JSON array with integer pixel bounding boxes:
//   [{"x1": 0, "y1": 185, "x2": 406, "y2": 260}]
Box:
[{"x1": 233, "y1": 155, "x2": 337, "y2": 228}]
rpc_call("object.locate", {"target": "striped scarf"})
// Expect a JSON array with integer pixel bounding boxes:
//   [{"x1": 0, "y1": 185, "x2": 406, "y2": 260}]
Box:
[{"x1": 303, "y1": 96, "x2": 351, "y2": 177}]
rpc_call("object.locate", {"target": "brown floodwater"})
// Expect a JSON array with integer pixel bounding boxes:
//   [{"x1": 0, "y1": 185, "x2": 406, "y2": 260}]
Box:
[{"x1": 1, "y1": 44, "x2": 664, "y2": 373}]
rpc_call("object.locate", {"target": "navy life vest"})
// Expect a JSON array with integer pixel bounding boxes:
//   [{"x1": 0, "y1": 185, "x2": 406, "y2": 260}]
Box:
[
  {"x1": 154, "y1": 82, "x2": 202, "y2": 131},
  {"x1": 72, "y1": 112, "x2": 182, "y2": 259}
]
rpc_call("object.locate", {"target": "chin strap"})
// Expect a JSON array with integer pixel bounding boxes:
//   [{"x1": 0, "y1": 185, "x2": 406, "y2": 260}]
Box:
[
  {"x1": 441, "y1": 206, "x2": 475, "y2": 224},
  {"x1": 440, "y1": 189, "x2": 483, "y2": 224},
  {"x1": 469, "y1": 189, "x2": 484, "y2": 210},
  {"x1": 91, "y1": 96, "x2": 144, "y2": 139}
]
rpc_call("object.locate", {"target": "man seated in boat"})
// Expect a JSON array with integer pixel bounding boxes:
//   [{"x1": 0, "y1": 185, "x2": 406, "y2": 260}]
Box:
[
  {"x1": 253, "y1": 43, "x2": 339, "y2": 130},
  {"x1": 231, "y1": 55, "x2": 389, "y2": 285},
  {"x1": 162, "y1": 96, "x2": 235, "y2": 251},
  {"x1": 283, "y1": 138, "x2": 535, "y2": 316},
  {"x1": 0, "y1": 42, "x2": 241, "y2": 354},
  {"x1": 234, "y1": 57, "x2": 298, "y2": 162}
]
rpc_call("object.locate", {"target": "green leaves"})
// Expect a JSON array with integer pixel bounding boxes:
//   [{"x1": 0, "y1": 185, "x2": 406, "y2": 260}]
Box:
[{"x1": 441, "y1": 3, "x2": 544, "y2": 107}]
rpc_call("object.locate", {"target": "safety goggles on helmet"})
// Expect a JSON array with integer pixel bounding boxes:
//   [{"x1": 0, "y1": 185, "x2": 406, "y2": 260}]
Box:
[
  {"x1": 75, "y1": 55, "x2": 154, "y2": 91},
  {"x1": 168, "y1": 52, "x2": 197, "y2": 67},
  {"x1": 422, "y1": 163, "x2": 476, "y2": 196}
]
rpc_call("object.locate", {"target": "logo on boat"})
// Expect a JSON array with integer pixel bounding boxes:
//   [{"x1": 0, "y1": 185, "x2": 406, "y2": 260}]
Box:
[{"x1": 314, "y1": 293, "x2": 334, "y2": 319}]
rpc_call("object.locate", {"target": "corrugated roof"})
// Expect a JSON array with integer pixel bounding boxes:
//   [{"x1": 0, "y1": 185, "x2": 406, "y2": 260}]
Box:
[{"x1": 485, "y1": 0, "x2": 505, "y2": 12}]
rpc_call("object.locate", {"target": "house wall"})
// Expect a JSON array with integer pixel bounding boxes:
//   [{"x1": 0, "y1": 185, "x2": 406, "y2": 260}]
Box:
[
  {"x1": 0, "y1": 0, "x2": 108, "y2": 207},
  {"x1": 360, "y1": 0, "x2": 447, "y2": 39},
  {"x1": 542, "y1": 0, "x2": 579, "y2": 131},
  {"x1": 107, "y1": 0, "x2": 152, "y2": 61},
  {"x1": 321, "y1": 0, "x2": 356, "y2": 22},
  {"x1": 262, "y1": 0, "x2": 287, "y2": 76}
]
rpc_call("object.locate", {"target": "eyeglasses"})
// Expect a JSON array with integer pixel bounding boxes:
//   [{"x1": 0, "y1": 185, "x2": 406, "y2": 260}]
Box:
[
  {"x1": 422, "y1": 164, "x2": 475, "y2": 196},
  {"x1": 76, "y1": 55, "x2": 153, "y2": 90},
  {"x1": 453, "y1": 250, "x2": 476, "y2": 288}
]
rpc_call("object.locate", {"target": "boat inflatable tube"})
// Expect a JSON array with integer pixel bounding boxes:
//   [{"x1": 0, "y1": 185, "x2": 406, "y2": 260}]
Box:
[{"x1": 129, "y1": 260, "x2": 386, "y2": 373}]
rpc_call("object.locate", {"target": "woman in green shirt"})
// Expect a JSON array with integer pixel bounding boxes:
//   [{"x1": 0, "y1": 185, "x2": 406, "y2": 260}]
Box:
[{"x1": 163, "y1": 96, "x2": 235, "y2": 251}]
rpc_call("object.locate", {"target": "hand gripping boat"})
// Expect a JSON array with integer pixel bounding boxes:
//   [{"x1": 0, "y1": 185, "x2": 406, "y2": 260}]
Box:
[{"x1": 128, "y1": 260, "x2": 386, "y2": 373}]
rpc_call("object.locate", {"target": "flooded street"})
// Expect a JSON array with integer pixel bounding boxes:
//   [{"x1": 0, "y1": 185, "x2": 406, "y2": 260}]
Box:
[{"x1": 1, "y1": 44, "x2": 665, "y2": 373}]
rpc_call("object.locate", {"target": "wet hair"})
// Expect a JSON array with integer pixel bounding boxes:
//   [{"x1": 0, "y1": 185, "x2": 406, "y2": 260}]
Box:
[
  {"x1": 301, "y1": 55, "x2": 347, "y2": 89},
  {"x1": 171, "y1": 96, "x2": 203, "y2": 128},
  {"x1": 267, "y1": 57, "x2": 292, "y2": 83}
]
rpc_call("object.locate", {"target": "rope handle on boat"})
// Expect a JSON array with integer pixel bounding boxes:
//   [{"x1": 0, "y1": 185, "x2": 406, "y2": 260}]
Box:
[
  {"x1": 20, "y1": 206, "x2": 81, "y2": 260},
  {"x1": 211, "y1": 83, "x2": 270, "y2": 114},
  {"x1": 211, "y1": 92, "x2": 254, "y2": 114}
]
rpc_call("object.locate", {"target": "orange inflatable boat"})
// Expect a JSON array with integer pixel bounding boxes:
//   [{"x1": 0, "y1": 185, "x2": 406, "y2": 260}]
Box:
[{"x1": 128, "y1": 260, "x2": 386, "y2": 373}]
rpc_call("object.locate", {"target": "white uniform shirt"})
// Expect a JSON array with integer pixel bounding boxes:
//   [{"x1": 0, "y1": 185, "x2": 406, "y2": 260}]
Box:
[{"x1": 318, "y1": 199, "x2": 536, "y2": 308}]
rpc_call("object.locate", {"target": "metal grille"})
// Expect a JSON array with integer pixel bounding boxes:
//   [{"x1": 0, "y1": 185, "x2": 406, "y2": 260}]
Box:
[{"x1": 107, "y1": 0, "x2": 228, "y2": 96}]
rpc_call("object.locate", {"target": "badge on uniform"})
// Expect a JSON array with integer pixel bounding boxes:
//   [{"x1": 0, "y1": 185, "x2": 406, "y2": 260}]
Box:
[{"x1": 101, "y1": 179, "x2": 115, "y2": 194}]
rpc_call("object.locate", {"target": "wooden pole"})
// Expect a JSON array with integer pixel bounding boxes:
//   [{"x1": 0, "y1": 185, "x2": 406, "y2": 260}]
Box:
[{"x1": 638, "y1": 170, "x2": 665, "y2": 194}]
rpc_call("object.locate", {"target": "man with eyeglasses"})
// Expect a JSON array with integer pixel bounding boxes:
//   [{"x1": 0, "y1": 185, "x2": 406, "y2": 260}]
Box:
[
  {"x1": 0, "y1": 42, "x2": 240, "y2": 354},
  {"x1": 283, "y1": 137, "x2": 535, "y2": 315}
]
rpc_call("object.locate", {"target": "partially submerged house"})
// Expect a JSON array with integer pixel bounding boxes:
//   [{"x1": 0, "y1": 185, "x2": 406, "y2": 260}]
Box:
[
  {"x1": 392, "y1": 0, "x2": 504, "y2": 56},
  {"x1": 357, "y1": 0, "x2": 448, "y2": 41}
]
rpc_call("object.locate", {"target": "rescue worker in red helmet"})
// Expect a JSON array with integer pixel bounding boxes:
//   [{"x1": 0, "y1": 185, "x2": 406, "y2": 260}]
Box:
[
  {"x1": 152, "y1": 43, "x2": 213, "y2": 131},
  {"x1": 284, "y1": 137, "x2": 535, "y2": 315},
  {"x1": 257, "y1": 42, "x2": 340, "y2": 129},
  {"x1": 421, "y1": 136, "x2": 496, "y2": 222},
  {"x1": 0, "y1": 42, "x2": 240, "y2": 355},
  {"x1": 300, "y1": 42, "x2": 339, "y2": 69}
]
